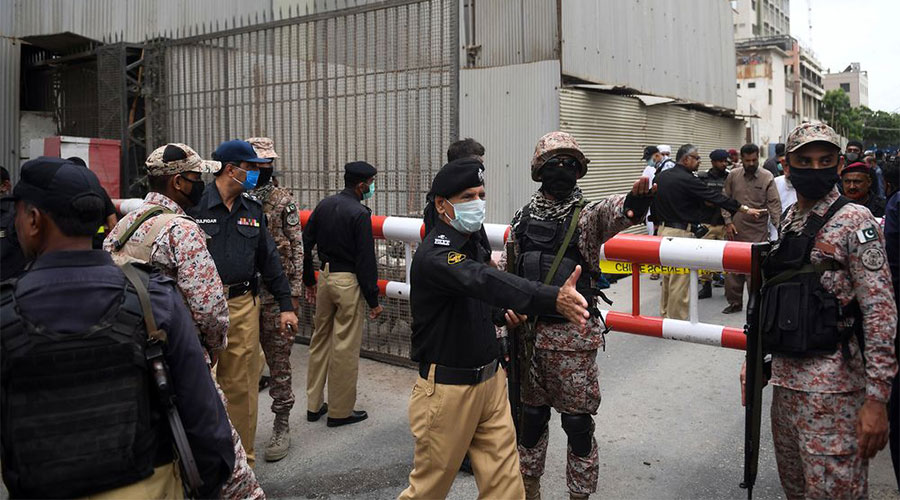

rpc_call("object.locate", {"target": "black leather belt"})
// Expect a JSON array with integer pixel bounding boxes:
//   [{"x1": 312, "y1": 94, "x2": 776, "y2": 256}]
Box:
[
  {"x1": 662, "y1": 222, "x2": 691, "y2": 231},
  {"x1": 419, "y1": 359, "x2": 500, "y2": 386},
  {"x1": 225, "y1": 276, "x2": 258, "y2": 299}
]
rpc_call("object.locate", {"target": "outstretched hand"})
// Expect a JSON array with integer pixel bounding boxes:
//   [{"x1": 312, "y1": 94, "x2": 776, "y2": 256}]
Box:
[
  {"x1": 624, "y1": 177, "x2": 657, "y2": 219},
  {"x1": 556, "y1": 265, "x2": 590, "y2": 328}
]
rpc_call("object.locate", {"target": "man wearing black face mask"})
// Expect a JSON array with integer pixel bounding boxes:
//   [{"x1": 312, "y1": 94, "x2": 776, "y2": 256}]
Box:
[
  {"x1": 740, "y1": 122, "x2": 897, "y2": 500},
  {"x1": 246, "y1": 136, "x2": 304, "y2": 462},
  {"x1": 505, "y1": 131, "x2": 654, "y2": 499},
  {"x1": 104, "y1": 143, "x2": 267, "y2": 499}
]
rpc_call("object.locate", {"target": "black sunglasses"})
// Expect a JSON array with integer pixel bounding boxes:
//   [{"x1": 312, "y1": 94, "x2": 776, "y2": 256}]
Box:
[{"x1": 543, "y1": 156, "x2": 582, "y2": 170}]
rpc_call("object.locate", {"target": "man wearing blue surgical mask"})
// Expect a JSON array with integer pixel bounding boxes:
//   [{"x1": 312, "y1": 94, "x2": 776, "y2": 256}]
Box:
[{"x1": 189, "y1": 139, "x2": 298, "y2": 468}]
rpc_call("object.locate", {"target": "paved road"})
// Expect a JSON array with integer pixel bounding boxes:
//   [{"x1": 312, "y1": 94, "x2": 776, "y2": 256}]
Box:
[{"x1": 254, "y1": 274, "x2": 898, "y2": 499}]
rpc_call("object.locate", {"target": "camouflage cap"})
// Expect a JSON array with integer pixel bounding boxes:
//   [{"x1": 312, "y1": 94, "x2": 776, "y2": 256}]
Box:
[
  {"x1": 146, "y1": 143, "x2": 221, "y2": 176},
  {"x1": 785, "y1": 122, "x2": 841, "y2": 153},
  {"x1": 530, "y1": 131, "x2": 589, "y2": 181},
  {"x1": 246, "y1": 137, "x2": 279, "y2": 160}
]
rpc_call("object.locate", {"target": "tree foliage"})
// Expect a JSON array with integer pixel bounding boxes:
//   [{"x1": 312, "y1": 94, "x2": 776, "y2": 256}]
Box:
[{"x1": 820, "y1": 89, "x2": 900, "y2": 147}]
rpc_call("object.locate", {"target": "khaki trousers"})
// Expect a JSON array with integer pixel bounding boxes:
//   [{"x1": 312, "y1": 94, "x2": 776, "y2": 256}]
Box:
[
  {"x1": 307, "y1": 265, "x2": 365, "y2": 419},
  {"x1": 399, "y1": 367, "x2": 524, "y2": 500},
  {"x1": 216, "y1": 292, "x2": 262, "y2": 467},
  {"x1": 699, "y1": 225, "x2": 726, "y2": 283},
  {"x1": 658, "y1": 225, "x2": 694, "y2": 320},
  {"x1": 82, "y1": 462, "x2": 183, "y2": 499}
]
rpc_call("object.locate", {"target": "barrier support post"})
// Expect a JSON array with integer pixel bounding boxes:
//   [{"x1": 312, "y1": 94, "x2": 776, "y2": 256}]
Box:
[
  {"x1": 631, "y1": 266, "x2": 641, "y2": 316},
  {"x1": 689, "y1": 269, "x2": 699, "y2": 324},
  {"x1": 404, "y1": 243, "x2": 413, "y2": 284}
]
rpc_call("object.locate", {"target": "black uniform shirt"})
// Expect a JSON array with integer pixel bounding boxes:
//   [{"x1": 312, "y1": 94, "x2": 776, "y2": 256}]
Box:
[
  {"x1": 855, "y1": 194, "x2": 887, "y2": 218},
  {"x1": 697, "y1": 167, "x2": 730, "y2": 225},
  {"x1": 410, "y1": 220, "x2": 559, "y2": 368},
  {"x1": 302, "y1": 188, "x2": 379, "y2": 308},
  {"x1": 10, "y1": 250, "x2": 235, "y2": 497},
  {"x1": 651, "y1": 164, "x2": 741, "y2": 225},
  {"x1": 189, "y1": 184, "x2": 293, "y2": 312}
]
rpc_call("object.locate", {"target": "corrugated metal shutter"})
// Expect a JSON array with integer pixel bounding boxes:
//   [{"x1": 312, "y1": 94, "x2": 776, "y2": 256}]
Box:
[
  {"x1": 0, "y1": 37, "x2": 21, "y2": 179},
  {"x1": 559, "y1": 87, "x2": 745, "y2": 232}
]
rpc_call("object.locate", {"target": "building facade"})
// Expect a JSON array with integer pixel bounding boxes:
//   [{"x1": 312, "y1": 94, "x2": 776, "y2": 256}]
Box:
[
  {"x1": 824, "y1": 63, "x2": 869, "y2": 108},
  {"x1": 733, "y1": 0, "x2": 790, "y2": 39}
]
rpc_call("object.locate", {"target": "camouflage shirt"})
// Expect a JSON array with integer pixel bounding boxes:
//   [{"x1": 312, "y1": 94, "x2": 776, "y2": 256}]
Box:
[
  {"x1": 104, "y1": 192, "x2": 230, "y2": 353},
  {"x1": 253, "y1": 184, "x2": 304, "y2": 302},
  {"x1": 502, "y1": 193, "x2": 635, "y2": 351},
  {"x1": 770, "y1": 186, "x2": 898, "y2": 402}
]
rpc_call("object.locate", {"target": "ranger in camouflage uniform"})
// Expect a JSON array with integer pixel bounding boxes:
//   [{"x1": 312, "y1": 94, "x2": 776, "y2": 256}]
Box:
[
  {"x1": 742, "y1": 123, "x2": 897, "y2": 499},
  {"x1": 105, "y1": 143, "x2": 265, "y2": 499},
  {"x1": 503, "y1": 132, "x2": 653, "y2": 499},
  {"x1": 248, "y1": 137, "x2": 304, "y2": 462}
]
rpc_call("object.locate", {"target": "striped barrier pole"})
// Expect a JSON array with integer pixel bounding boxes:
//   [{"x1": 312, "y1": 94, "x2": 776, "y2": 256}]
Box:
[{"x1": 114, "y1": 199, "x2": 753, "y2": 351}]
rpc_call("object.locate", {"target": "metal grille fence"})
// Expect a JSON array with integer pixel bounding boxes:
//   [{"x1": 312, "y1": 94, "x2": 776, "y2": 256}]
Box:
[{"x1": 144, "y1": 0, "x2": 459, "y2": 363}]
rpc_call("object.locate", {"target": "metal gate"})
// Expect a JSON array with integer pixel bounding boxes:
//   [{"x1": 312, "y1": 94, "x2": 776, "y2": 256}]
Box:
[{"x1": 144, "y1": 0, "x2": 459, "y2": 363}]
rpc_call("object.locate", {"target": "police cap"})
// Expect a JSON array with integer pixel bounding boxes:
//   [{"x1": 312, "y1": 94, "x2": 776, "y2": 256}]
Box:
[
  {"x1": 709, "y1": 149, "x2": 729, "y2": 161},
  {"x1": 344, "y1": 161, "x2": 377, "y2": 179},
  {"x1": 12, "y1": 156, "x2": 106, "y2": 220},
  {"x1": 430, "y1": 158, "x2": 485, "y2": 198},
  {"x1": 212, "y1": 140, "x2": 270, "y2": 165},
  {"x1": 642, "y1": 145, "x2": 659, "y2": 160}
]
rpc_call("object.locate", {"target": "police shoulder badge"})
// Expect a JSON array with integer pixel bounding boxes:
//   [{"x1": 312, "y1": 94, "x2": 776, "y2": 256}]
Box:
[
  {"x1": 860, "y1": 247, "x2": 886, "y2": 271},
  {"x1": 285, "y1": 202, "x2": 300, "y2": 226},
  {"x1": 447, "y1": 251, "x2": 466, "y2": 265},
  {"x1": 856, "y1": 226, "x2": 878, "y2": 244},
  {"x1": 434, "y1": 234, "x2": 450, "y2": 246}
]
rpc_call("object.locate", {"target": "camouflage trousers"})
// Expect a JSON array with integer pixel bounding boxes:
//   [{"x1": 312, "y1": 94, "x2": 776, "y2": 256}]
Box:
[
  {"x1": 260, "y1": 301, "x2": 295, "y2": 415},
  {"x1": 771, "y1": 386, "x2": 867, "y2": 500},
  {"x1": 519, "y1": 348, "x2": 600, "y2": 495},
  {"x1": 215, "y1": 375, "x2": 266, "y2": 499}
]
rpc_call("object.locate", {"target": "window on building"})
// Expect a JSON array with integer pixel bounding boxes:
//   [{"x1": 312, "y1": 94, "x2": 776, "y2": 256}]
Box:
[
  {"x1": 769, "y1": 89, "x2": 773, "y2": 105},
  {"x1": 748, "y1": 82, "x2": 756, "y2": 88},
  {"x1": 752, "y1": 0, "x2": 758, "y2": 11},
  {"x1": 840, "y1": 83, "x2": 850, "y2": 92},
  {"x1": 752, "y1": 24, "x2": 759, "y2": 35},
  {"x1": 737, "y1": 83, "x2": 741, "y2": 89}
]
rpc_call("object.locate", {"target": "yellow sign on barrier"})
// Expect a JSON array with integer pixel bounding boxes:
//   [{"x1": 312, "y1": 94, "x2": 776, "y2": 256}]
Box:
[{"x1": 599, "y1": 260, "x2": 718, "y2": 276}]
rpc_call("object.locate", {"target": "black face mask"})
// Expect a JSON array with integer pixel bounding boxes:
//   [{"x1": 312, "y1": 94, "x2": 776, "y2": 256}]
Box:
[
  {"x1": 256, "y1": 167, "x2": 273, "y2": 187},
  {"x1": 844, "y1": 152, "x2": 860, "y2": 164},
  {"x1": 788, "y1": 166, "x2": 838, "y2": 200},
  {"x1": 541, "y1": 167, "x2": 578, "y2": 199},
  {"x1": 179, "y1": 177, "x2": 205, "y2": 207}
]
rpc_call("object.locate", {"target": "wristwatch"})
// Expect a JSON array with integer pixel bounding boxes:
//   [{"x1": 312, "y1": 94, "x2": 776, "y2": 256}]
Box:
[{"x1": 740, "y1": 204, "x2": 749, "y2": 213}]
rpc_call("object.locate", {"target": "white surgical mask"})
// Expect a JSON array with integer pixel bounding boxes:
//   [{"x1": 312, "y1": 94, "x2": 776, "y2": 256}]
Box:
[{"x1": 446, "y1": 199, "x2": 486, "y2": 234}]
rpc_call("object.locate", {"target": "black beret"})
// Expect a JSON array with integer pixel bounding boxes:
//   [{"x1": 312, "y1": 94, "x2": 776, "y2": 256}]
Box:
[
  {"x1": 847, "y1": 140, "x2": 864, "y2": 150},
  {"x1": 642, "y1": 146, "x2": 659, "y2": 160},
  {"x1": 774, "y1": 143, "x2": 786, "y2": 156},
  {"x1": 344, "y1": 161, "x2": 377, "y2": 178},
  {"x1": 429, "y1": 158, "x2": 485, "y2": 198}
]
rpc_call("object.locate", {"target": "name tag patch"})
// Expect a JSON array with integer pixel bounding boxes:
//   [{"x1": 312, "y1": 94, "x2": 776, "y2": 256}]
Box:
[
  {"x1": 434, "y1": 234, "x2": 450, "y2": 246},
  {"x1": 238, "y1": 217, "x2": 260, "y2": 227},
  {"x1": 195, "y1": 218, "x2": 217, "y2": 224},
  {"x1": 447, "y1": 252, "x2": 466, "y2": 265},
  {"x1": 856, "y1": 226, "x2": 878, "y2": 244}
]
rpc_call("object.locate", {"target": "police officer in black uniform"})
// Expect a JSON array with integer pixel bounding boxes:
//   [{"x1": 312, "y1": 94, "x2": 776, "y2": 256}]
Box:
[
  {"x1": 398, "y1": 158, "x2": 591, "y2": 500},
  {"x1": 1, "y1": 157, "x2": 234, "y2": 498},
  {"x1": 696, "y1": 148, "x2": 731, "y2": 299},
  {"x1": 188, "y1": 139, "x2": 298, "y2": 467},
  {"x1": 651, "y1": 144, "x2": 764, "y2": 320},
  {"x1": 302, "y1": 161, "x2": 382, "y2": 427}
]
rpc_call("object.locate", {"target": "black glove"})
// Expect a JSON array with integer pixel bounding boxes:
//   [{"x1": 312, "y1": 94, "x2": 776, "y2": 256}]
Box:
[{"x1": 623, "y1": 192, "x2": 653, "y2": 219}]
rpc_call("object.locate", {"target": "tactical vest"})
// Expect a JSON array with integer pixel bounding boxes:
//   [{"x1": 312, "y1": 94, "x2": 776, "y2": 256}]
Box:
[
  {"x1": 0, "y1": 275, "x2": 169, "y2": 498},
  {"x1": 759, "y1": 196, "x2": 863, "y2": 357},
  {"x1": 514, "y1": 201, "x2": 594, "y2": 322},
  {"x1": 110, "y1": 206, "x2": 187, "y2": 266}
]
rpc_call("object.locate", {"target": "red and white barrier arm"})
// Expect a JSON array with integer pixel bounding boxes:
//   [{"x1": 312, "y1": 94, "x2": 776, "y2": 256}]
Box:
[
  {"x1": 599, "y1": 310, "x2": 746, "y2": 350},
  {"x1": 599, "y1": 233, "x2": 753, "y2": 274}
]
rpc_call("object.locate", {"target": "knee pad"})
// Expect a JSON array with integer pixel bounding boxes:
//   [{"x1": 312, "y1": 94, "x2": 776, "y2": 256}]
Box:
[
  {"x1": 561, "y1": 413, "x2": 594, "y2": 458},
  {"x1": 520, "y1": 405, "x2": 551, "y2": 448}
]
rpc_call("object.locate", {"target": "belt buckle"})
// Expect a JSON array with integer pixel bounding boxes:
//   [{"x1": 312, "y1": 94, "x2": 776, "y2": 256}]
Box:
[{"x1": 472, "y1": 364, "x2": 484, "y2": 384}]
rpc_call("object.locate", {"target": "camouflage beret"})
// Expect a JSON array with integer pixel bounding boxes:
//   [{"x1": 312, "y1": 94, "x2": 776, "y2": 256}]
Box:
[
  {"x1": 146, "y1": 143, "x2": 221, "y2": 176},
  {"x1": 246, "y1": 136, "x2": 279, "y2": 159},
  {"x1": 531, "y1": 131, "x2": 589, "y2": 181},
  {"x1": 786, "y1": 122, "x2": 840, "y2": 154}
]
